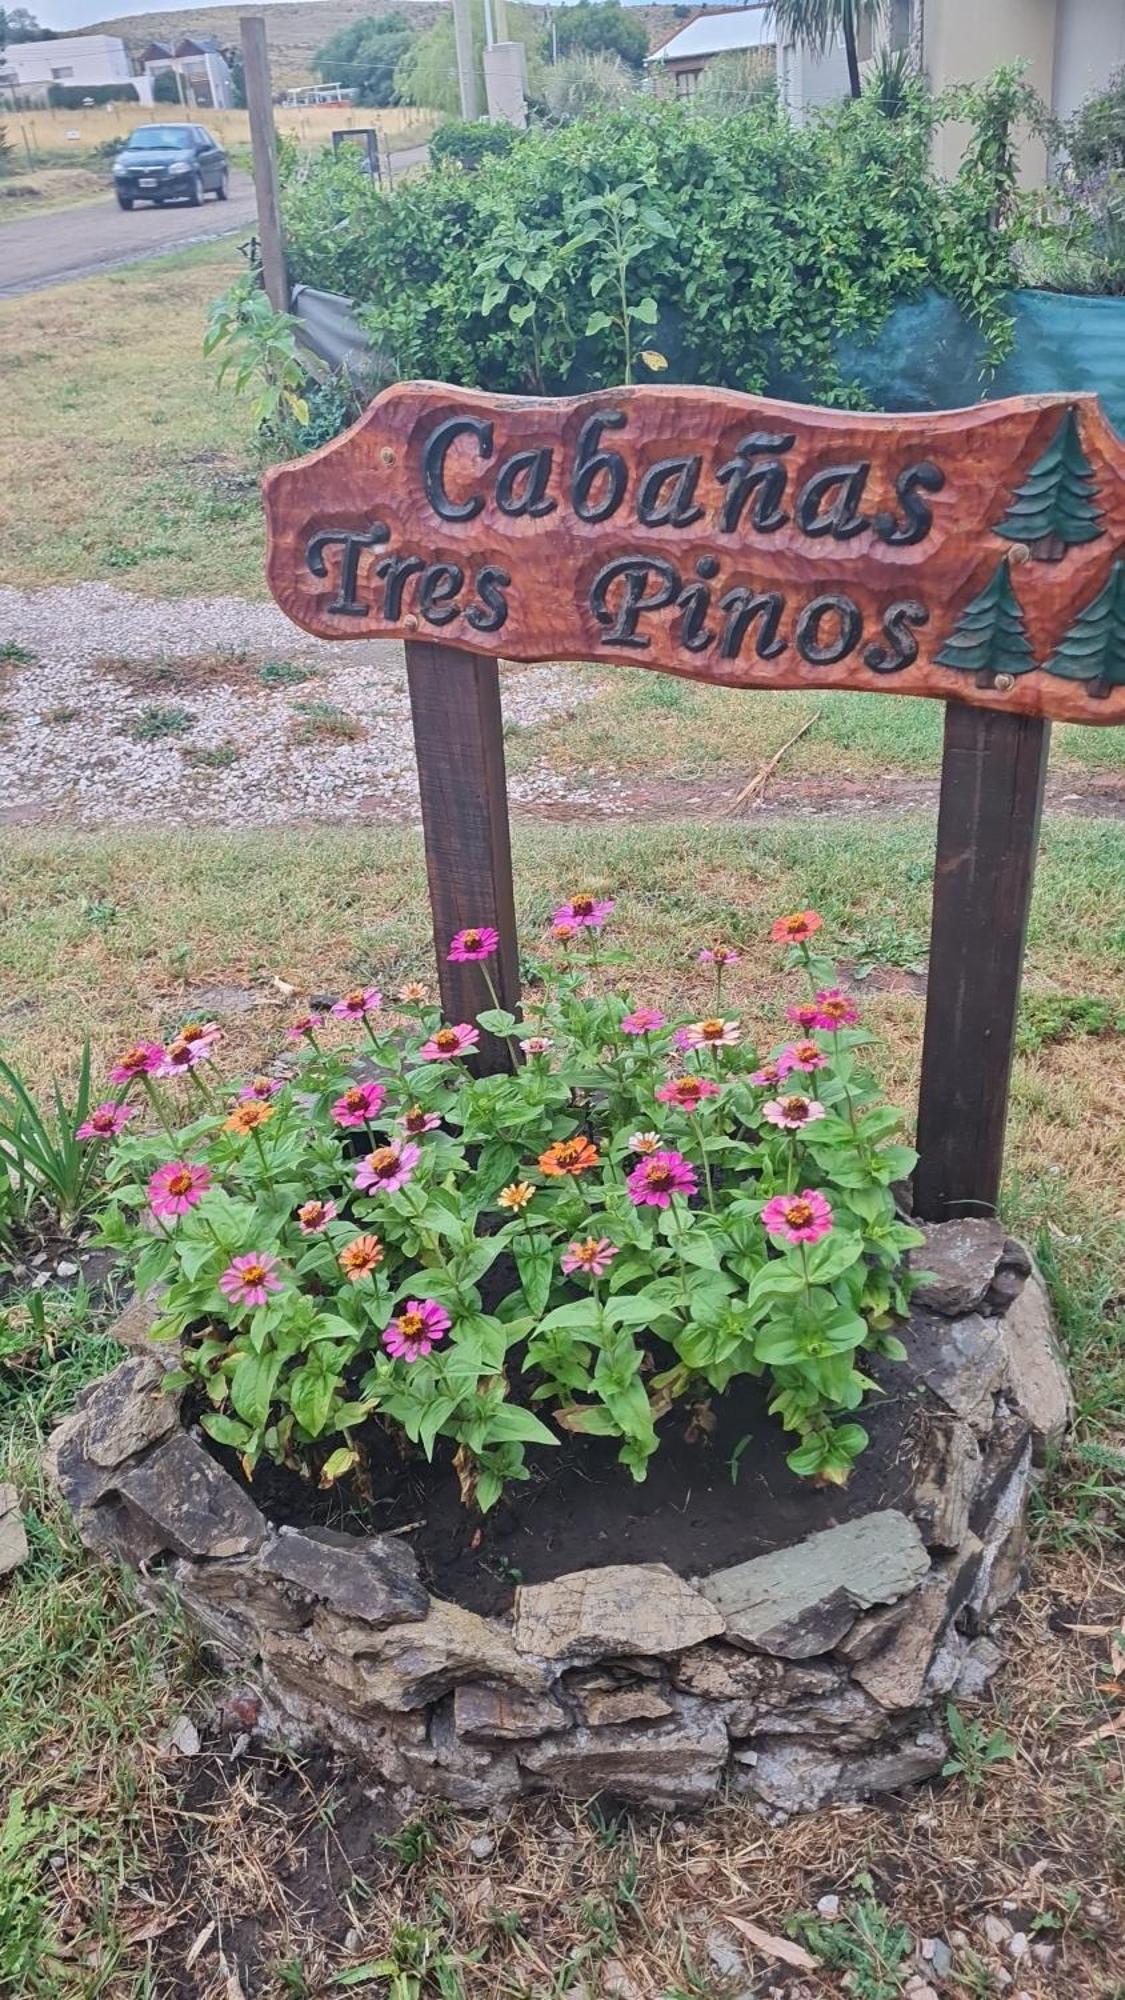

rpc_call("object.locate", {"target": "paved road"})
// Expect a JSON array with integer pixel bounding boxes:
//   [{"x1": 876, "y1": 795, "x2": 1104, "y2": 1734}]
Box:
[{"x1": 0, "y1": 170, "x2": 259, "y2": 298}]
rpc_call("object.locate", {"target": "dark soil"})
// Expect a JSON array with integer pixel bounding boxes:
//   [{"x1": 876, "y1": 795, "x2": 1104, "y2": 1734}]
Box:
[{"x1": 213, "y1": 1353, "x2": 933, "y2": 1617}]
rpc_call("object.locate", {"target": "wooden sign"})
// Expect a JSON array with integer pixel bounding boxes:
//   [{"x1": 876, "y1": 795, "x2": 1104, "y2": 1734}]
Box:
[{"x1": 264, "y1": 383, "x2": 1125, "y2": 727}]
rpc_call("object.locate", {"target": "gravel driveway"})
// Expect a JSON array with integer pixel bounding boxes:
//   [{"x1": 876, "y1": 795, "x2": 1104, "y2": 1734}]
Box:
[
  {"x1": 0, "y1": 174, "x2": 259, "y2": 299},
  {"x1": 0, "y1": 583, "x2": 609, "y2": 828}
]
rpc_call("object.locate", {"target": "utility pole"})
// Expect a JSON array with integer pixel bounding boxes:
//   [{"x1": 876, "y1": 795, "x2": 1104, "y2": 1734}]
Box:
[
  {"x1": 451, "y1": 0, "x2": 479, "y2": 118},
  {"x1": 240, "y1": 13, "x2": 288, "y2": 312}
]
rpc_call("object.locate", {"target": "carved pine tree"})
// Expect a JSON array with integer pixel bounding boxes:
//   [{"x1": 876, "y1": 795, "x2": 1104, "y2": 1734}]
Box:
[
  {"x1": 1046, "y1": 560, "x2": 1125, "y2": 701},
  {"x1": 996, "y1": 406, "x2": 1104, "y2": 562},
  {"x1": 936, "y1": 558, "x2": 1036, "y2": 687}
]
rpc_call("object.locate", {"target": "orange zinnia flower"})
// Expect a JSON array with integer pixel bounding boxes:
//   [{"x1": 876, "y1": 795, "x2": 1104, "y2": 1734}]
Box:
[
  {"x1": 224, "y1": 1100, "x2": 276, "y2": 1135},
  {"x1": 538, "y1": 1135, "x2": 600, "y2": 1177},
  {"x1": 339, "y1": 1233, "x2": 385, "y2": 1281}
]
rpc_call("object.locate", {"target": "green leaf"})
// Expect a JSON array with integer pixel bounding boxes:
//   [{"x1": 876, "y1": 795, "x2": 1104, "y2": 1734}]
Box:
[
  {"x1": 288, "y1": 1357, "x2": 338, "y2": 1438},
  {"x1": 513, "y1": 1231, "x2": 553, "y2": 1317},
  {"x1": 199, "y1": 1412, "x2": 253, "y2": 1449},
  {"x1": 476, "y1": 1007, "x2": 517, "y2": 1035},
  {"x1": 319, "y1": 1445, "x2": 359, "y2": 1487},
  {"x1": 585, "y1": 308, "x2": 613, "y2": 334},
  {"x1": 485, "y1": 1404, "x2": 559, "y2": 1448},
  {"x1": 229, "y1": 1350, "x2": 281, "y2": 1429},
  {"x1": 632, "y1": 295, "x2": 659, "y2": 325}
]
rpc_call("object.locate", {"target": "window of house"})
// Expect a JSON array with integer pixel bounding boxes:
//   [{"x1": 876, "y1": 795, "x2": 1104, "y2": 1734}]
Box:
[
  {"x1": 50, "y1": 65, "x2": 74, "y2": 78},
  {"x1": 674, "y1": 66, "x2": 701, "y2": 96}
]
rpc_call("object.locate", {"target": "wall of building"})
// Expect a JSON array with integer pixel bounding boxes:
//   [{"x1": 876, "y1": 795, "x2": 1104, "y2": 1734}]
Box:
[
  {"x1": 778, "y1": 37, "x2": 852, "y2": 123},
  {"x1": 923, "y1": 0, "x2": 1058, "y2": 184},
  {"x1": 1053, "y1": 0, "x2": 1125, "y2": 125},
  {"x1": 1, "y1": 33, "x2": 132, "y2": 99}
]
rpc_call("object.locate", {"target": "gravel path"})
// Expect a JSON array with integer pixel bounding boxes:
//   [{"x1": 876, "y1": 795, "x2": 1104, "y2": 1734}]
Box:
[{"x1": 0, "y1": 582, "x2": 613, "y2": 828}]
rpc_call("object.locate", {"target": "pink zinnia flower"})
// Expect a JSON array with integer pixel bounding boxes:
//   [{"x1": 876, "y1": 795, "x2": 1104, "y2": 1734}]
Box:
[
  {"x1": 778, "y1": 1040, "x2": 828, "y2": 1075},
  {"x1": 109, "y1": 1040, "x2": 165, "y2": 1084},
  {"x1": 750, "y1": 1061, "x2": 785, "y2": 1088},
  {"x1": 77, "y1": 1101, "x2": 136, "y2": 1142},
  {"x1": 238, "y1": 1076, "x2": 283, "y2": 1103},
  {"x1": 671, "y1": 1026, "x2": 696, "y2": 1053},
  {"x1": 399, "y1": 1104, "x2": 441, "y2": 1136},
  {"x1": 762, "y1": 1095, "x2": 826, "y2": 1131},
  {"x1": 420, "y1": 1023, "x2": 479, "y2": 1062},
  {"x1": 331, "y1": 1080, "x2": 387, "y2": 1128},
  {"x1": 383, "y1": 1298, "x2": 451, "y2": 1362},
  {"x1": 655, "y1": 1075, "x2": 720, "y2": 1110},
  {"x1": 174, "y1": 1020, "x2": 220, "y2": 1055},
  {"x1": 627, "y1": 1149, "x2": 698, "y2": 1209},
  {"x1": 814, "y1": 989, "x2": 860, "y2": 1030},
  {"x1": 683, "y1": 1018, "x2": 741, "y2": 1050},
  {"x1": 296, "y1": 1198, "x2": 337, "y2": 1234},
  {"x1": 219, "y1": 1251, "x2": 285, "y2": 1309},
  {"x1": 621, "y1": 1008, "x2": 666, "y2": 1036},
  {"x1": 287, "y1": 1015, "x2": 319, "y2": 1042},
  {"x1": 552, "y1": 894, "x2": 615, "y2": 930},
  {"x1": 761, "y1": 1189, "x2": 834, "y2": 1245},
  {"x1": 447, "y1": 925, "x2": 500, "y2": 963},
  {"x1": 562, "y1": 1237, "x2": 618, "y2": 1278},
  {"x1": 148, "y1": 1160, "x2": 212, "y2": 1219},
  {"x1": 332, "y1": 986, "x2": 382, "y2": 1021},
  {"x1": 628, "y1": 1130, "x2": 661, "y2": 1153},
  {"x1": 770, "y1": 910, "x2": 823, "y2": 945},
  {"x1": 519, "y1": 1035, "x2": 554, "y2": 1056},
  {"x1": 786, "y1": 1003, "x2": 822, "y2": 1033},
  {"x1": 354, "y1": 1140, "x2": 420, "y2": 1195},
  {"x1": 697, "y1": 944, "x2": 739, "y2": 966},
  {"x1": 158, "y1": 1038, "x2": 207, "y2": 1079}
]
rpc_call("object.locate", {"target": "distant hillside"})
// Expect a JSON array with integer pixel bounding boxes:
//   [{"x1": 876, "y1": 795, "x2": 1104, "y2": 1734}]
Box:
[{"x1": 81, "y1": 0, "x2": 691, "y2": 88}]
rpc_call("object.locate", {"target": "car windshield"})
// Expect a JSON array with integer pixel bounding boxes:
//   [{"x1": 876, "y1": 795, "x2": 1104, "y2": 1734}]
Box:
[{"x1": 124, "y1": 128, "x2": 191, "y2": 151}]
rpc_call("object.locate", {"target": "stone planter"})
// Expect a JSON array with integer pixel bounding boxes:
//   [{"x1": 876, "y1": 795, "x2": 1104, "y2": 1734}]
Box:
[{"x1": 48, "y1": 1220, "x2": 1071, "y2": 1816}]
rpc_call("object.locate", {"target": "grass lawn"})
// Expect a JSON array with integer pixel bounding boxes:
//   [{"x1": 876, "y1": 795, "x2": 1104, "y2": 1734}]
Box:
[{"x1": 1, "y1": 816, "x2": 1123, "y2": 1994}]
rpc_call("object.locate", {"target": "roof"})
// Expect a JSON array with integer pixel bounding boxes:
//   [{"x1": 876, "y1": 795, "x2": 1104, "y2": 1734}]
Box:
[
  {"x1": 646, "y1": 7, "x2": 775, "y2": 64},
  {"x1": 174, "y1": 34, "x2": 222, "y2": 55}
]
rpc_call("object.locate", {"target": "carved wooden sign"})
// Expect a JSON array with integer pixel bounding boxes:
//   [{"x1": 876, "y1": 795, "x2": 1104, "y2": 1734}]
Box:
[{"x1": 263, "y1": 383, "x2": 1125, "y2": 725}]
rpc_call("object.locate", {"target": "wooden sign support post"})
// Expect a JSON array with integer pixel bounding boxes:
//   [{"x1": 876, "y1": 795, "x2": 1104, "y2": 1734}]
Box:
[
  {"x1": 263, "y1": 381, "x2": 1124, "y2": 1213},
  {"x1": 240, "y1": 13, "x2": 288, "y2": 314}
]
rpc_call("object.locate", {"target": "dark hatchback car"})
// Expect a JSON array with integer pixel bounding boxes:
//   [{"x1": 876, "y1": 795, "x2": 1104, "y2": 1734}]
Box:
[{"x1": 112, "y1": 123, "x2": 229, "y2": 210}]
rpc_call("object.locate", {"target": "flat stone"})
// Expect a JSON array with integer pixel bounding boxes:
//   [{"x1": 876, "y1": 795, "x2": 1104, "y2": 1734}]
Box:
[
  {"x1": 672, "y1": 1643, "x2": 784, "y2": 1704},
  {"x1": 999, "y1": 1270, "x2": 1072, "y2": 1463},
  {"x1": 910, "y1": 1220, "x2": 1008, "y2": 1316},
  {"x1": 260, "y1": 1526, "x2": 428, "y2": 1627},
  {"x1": 986, "y1": 1239, "x2": 1033, "y2": 1313},
  {"x1": 513, "y1": 1563, "x2": 723, "y2": 1663},
  {"x1": 741, "y1": 1727, "x2": 945, "y2": 1814},
  {"x1": 408, "y1": 1698, "x2": 522, "y2": 1808},
  {"x1": 848, "y1": 1539, "x2": 983, "y2": 1710},
  {"x1": 698, "y1": 1511, "x2": 930, "y2": 1659},
  {"x1": 519, "y1": 1695, "x2": 727, "y2": 1809},
  {"x1": 453, "y1": 1682, "x2": 568, "y2": 1742},
  {"x1": 746, "y1": 1681, "x2": 887, "y2": 1747},
  {"x1": 170, "y1": 1555, "x2": 310, "y2": 1657},
  {"x1": 954, "y1": 1636, "x2": 1004, "y2": 1698},
  {"x1": 579, "y1": 1686, "x2": 674, "y2": 1728},
  {"x1": 913, "y1": 1420, "x2": 982, "y2": 1551},
  {"x1": 104, "y1": 1290, "x2": 171, "y2": 1356},
  {"x1": 115, "y1": 1431, "x2": 267, "y2": 1559},
  {"x1": 899, "y1": 1309, "x2": 1007, "y2": 1433},
  {"x1": 0, "y1": 1485, "x2": 28, "y2": 1578},
  {"x1": 81, "y1": 1354, "x2": 181, "y2": 1469},
  {"x1": 265, "y1": 1597, "x2": 543, "y2": 1715},
  {"x1": 968, "y1": 1442, "x2": 1033, "y2": 1627}
]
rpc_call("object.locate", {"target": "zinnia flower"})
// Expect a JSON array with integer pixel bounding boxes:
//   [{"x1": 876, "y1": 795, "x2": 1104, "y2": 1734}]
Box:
[
  {"x1": 550, "y1": 920, "x2": 579, "y2": 945},
  {"x1": 626, "y1": 1149, "x2": 697, "y2": 1208},
  {"x1": 109, "y1": 1040, "x2": 165, "y2": 1084},
  {"x1": 332, "y1": 986, "x2": 382, "y2": 1021},
  {"x1": 158, "y1": 1038, "x2": 207, "y2": 1078},
  {"x1": 786, "y1": 1002, "x2": 823, "y2": 1032},
  {"x1": 552, "y1": 894, "x2": 615, "y2": 930},
  {"x1": 148, "y1": 1160, "x2": 211, "y2": 1218},
  {"x1": 628, "y1": 1130, "x2": 661, "y2": 1153},
  {"x1": 519, "y1": 1035, "x2": 554, "y2": 1056},
  {"x1": 538, "y1": 1135, "x2": 600, "y2": 1177},
  {"x1": 174, "y1": 1020, "x2": 220, "y2": 1054},
  {"x1": 697, "y1": 944, "x2": 739, "y2": 966},
  {"x1": 447, "y1": 925, "x2": 500, "y2": 963},
  {"x1": 770, "y1": 910, "x2": 823, "y2": 945},
  {"x1": 354, "y1": 1140, "x2": 420, "y2": 1195},
  {"x1": 400, "y1": 1104, "x2": 441, "y2": 1136},
  {"x1": 498, "y1": 1181, "x2": 535, "y2": 1211},
  {"x1": 331, "y1": 1080, "x2": 387, "y2": 1128},
  {"x1": 297, "y1": 1198, "x2": 337, "y2": 1234},
  {"x1": 562, "y1": 1237, "x2": 618, "y2": 1278},
  {"x1": 655, "y1": 1075, "x2": 720, "y2": 1110},
  {"x1": 383, "y1": 1298, "x2": 451, "y2": 1362},
  {"x1": 761, "y1": 1189, "x2": 834, "y2": 1245},
  {"x1": 225, "y1": 1100, "x2": 276, "y2": 1135},
  {"x1": 814, "y1": 988, "x2": 860, "y2": 1030},
  {"x1": 238, "y1": 1076, "x2": 283, "y2": 1102},
  {"x1": 420, "y1": 1023, "x2": 480, "y2": 1062},
  {"x1": 762, "y1": 1095, "x2": 826, "y2": 1131},
  {"x1": 778, "y1": 1040, "x2": 827, "y2": 1075},
  {"x1": 288, "y1": 1015, "x2": 319, "y2": 1042},
  {"x1": 219, "y1": 1251, "x2": 284, "y2": 1308},
  {"x1": 339, "y1": 1232, "x2": 384, "y2": 1280},
  {"x1": 77, "y1": 1101, "x2": 135, "y2": 1142},
  {"x1": 749, "y1": 1062, "x2": 785, "y2": 1088},
  {"x1": 621, "y1": 1008, "x2": 666, "y2": 1035},
  {"x1": 397, "y1": 980, "x2": 430, "y2": 1004},
  {"x1": 684, "y1": 1017, "x2": 741, "y2": 1049}
]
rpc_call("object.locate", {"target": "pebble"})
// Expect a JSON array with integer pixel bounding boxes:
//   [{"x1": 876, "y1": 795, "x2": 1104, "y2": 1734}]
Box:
[
  {"x1": 984, "y1": 1914, "x2": 1012, "y2": 1948},
  {"x1": 1031, "y1": 1942, "x2": 1057, "y2": 1967},
  {"x1": 54, "y1": 1260, "x2": 78, "y2": 1278},
  {"x1": 921, "y1": 1938, "x2": 953, "y2": 1977},
  {"x1": 816, "y1": 1895, "x2": 841, "y2": 1918},
  {"x1": 706, "y1": 1929, "x2": 745, "y2": 1979},
  {"x1": 904, "y1": 1981, "x2": 939, "y2": 2000},
  {"x1": 468, "y1": 1832, "x2": 495, "y2": 1860},
  {"x1": 1007, "y1": 1934, "x2": 1028, "y2": 1962}
]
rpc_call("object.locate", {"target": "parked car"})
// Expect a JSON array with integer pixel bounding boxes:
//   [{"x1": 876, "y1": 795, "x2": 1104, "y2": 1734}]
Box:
[{"x1": 112, "y1": 124, "x2": 229, "y2": 210}]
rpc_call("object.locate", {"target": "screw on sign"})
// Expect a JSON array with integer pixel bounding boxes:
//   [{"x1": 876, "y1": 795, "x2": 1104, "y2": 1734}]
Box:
[{"x1": 261, "y1": 383, "x2": 1125, "y2": 1217}]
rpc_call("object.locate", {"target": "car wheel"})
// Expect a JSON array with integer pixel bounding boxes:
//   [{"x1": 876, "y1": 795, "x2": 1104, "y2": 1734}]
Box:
[
  {"x1": 214, "y1": 168, "x2": 229, "y2": 202},
  {"x1": 116, "y1": 192, "x2": 134, "y2": 210},
  {"x1": 187, "y1": 172, "x2": 203, "y2": 207}
]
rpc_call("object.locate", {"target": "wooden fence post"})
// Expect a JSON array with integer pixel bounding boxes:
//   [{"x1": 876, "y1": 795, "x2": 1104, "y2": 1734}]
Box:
[
  {"x1": 404, "y1": 639, "x2": 520, "y2": 1072},
  {"x1": 913, "y1": 704, "x2": 1051, "y2": 1222},
  {"x1": 240, "y1": 14, "x2": 288, "y2": 313}
]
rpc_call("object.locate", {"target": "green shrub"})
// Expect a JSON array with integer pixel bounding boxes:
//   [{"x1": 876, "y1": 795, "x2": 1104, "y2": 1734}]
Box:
[
  {"x1": 429, "y1": 117, "x2": 520, "y2": 170},
  {"x1": 540, "y1": 51, "x2": 638, "y2": 125},
  {"x1": 46, "y1": 80, "x2": 138, "y2": 107}
]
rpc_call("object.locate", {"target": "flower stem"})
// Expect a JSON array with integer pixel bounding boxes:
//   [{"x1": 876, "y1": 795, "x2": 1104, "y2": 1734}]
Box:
[
  {"x1": 689, "y1": 1113, "x2": 716, "y2": 1214},
  {"x1": 142, "y1": 1076, "x2": 178, "y2": 1145}
]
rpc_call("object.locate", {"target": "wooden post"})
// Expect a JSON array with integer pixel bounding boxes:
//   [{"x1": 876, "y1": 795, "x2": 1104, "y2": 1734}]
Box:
[
  {"x1": 913, "y1": 703, "x2": 1051, "y2": 1222},
  {"x1": 451, "y1": 0, "x2": 480, "y2": 119},
  {"x1": 240, "y1": 14, "x2": 288, "y2": 312},
  {"x1": 404, "y1": 639, "x2": 520, "y2": 1072}
]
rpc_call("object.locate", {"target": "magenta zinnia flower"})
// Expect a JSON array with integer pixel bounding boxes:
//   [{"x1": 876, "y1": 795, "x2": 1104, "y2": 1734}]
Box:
[
  {"x1": 814, "y1": 989, "x2": 860, "y2": 1030},
  {"x1": 697, "y1": 944, "x2": 740, "y2": 966},
  {"x1": 158, "y1": 1039, "x2": 206, "y2": 1078},
  {"x1": 552, "y1": 894, "x2": 615, "y2": 930},
  {"x1": 786, "y1": 1002, "x2": 823, "y2": 1033},
  {"x1": 777, "y1": 1040, "x2": 828, "y2": 1076},
  {"x1": 761, "y1": 1189, "x2": 834, "y2": 1245},
  {"x1": 287, "y1": 1014, "x2": 319, "y2": 1042},
  {"x1": 626, "y1": 1149, "x2": 698, "y2": 1209},
  {"x1": 621, "y1": 1007, "x2": 666, "y2": 1036},
  {"x1": 762, "y1": 1095, "x2": 826, "y2": 1131},
  {"x1": 561, "y1": 1237, "x2": 618, "y2": 1278},
  {"x1": 296, "y1": 1198, "x2": 337, "y2": 1234},
  {"x1": 219, "y1": 1251, "x2": 285, "y2": 1309},
  {"x1": 383, "y1": 1297, "x2": 451, "y2": 1362},
  {"x1": 447, "y1": 925, "x2": 500, "y2": 963},
  {"x1": 331, "y1": 1080, "x2": 387, "y2": 1128},
  {"x1": 749, "y1": 1062, "x2": 785, "y2": 1088},
  {"x1": 109, "y1": 1040, "x2": 165, "y2": 1084},
  {"x1": 238, "y1": 1076, "x2": 283, "y2": 1103},
  {"x1": 332, "y1": 985, "x2": 382, "y2": 1021},
  {"x1": 420, "y1": 1023, "x2": 479, "y2": 1062},
  {"x1": 354, "y1": 1140, "x2": 420, "y2": 1195},
  {"x1": 77, "y1": 1101, "x2": 136, "y2": 1142},
  {"x1": 655, "y1": 1075, "x2": 720, "y2": 1110},
  {"x1": 399, "y1": 1104, "x2": 441, "y2": 1136},
  {"x1": 148, "y1": 1160, "x2": 212, "y2": 1219}
]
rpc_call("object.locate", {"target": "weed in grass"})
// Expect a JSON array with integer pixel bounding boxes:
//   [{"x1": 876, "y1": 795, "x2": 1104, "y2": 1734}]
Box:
[
  {"x1": 260, "y1": 659, "x2": 316, "y2": 688},
  {"x1": 383, "y1": 1817, "x2": 439, "y2": 1866},
  {"x1": 126, "y1": 703, "x2": 195, "y2": 744},
  {"x1": 792, "y1": 1879, "x2": 913, "y2": 1998},
  {"x1": 1016, "y1": 992, "x2": 1124, "y2": 1054},
  {"x1": 78, "y1": 895, "x2": 117, "y2": 929},
  {"x1": 183, "y1": 742, "x2": 240, "y2": 771},
  {"x1": 941, "y1": 1703, "x2": 1017, "y2": 1792},
  {"x1": 290, "y1": 699, "x2": 364, "y2": 744},
  {"x1": 838, "y1": 918, "x2": 928, "y2": 978},
  {"x1": 0, "y1": 1792, "x2": 61, "y2": 1997},
  {"x1": 0, "y1": 641, "x2": 34, "y2": 665}
]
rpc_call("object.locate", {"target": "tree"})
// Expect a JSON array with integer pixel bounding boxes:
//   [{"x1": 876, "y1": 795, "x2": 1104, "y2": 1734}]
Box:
[
  {"x1": 222, "y1": 46, "x2": 246, "y2": 108},
  {"x1": 995, "y1": 406, "x2": 1104, "y2": 563},
  {"x1": 1046, "y1": 560, "x2": 1125, "y2": 700},
  {"x1": 767, "y1": 0, "x2": 885, "y2": 101},
  {"x1": 936, "y1": 558, "x2": 1036, "y2": 686},
  {"x1": 314, "y1": 14, "x2": 416, "y2": 108},
  {"x1": 152, "y1": 67, "x2": 181, "y2": 105},
  {"x1": 549, "y1": 1, "x2": 648, "y2": 72},
  {"x1": 2, "y1": 6, "x2": 52, "y2": 42}
]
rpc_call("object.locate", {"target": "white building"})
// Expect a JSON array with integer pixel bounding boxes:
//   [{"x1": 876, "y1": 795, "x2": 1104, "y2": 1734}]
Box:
[
  {"x1": 645, "y1": 8, "x2": 775, "y2": 97},
  {"x1": 140, "y1": 36, "x2": 235, "y2": 111},
  {"x1": 0, "y1": 33, "x2": 137, "y2": 104}
]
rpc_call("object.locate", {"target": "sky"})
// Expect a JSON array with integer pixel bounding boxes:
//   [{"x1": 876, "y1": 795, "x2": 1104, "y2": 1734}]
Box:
[{"x1": 34, "y1": 0, "x2": 693, "y2": 34}]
